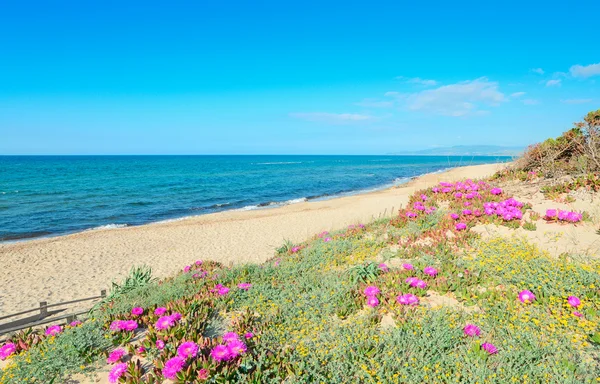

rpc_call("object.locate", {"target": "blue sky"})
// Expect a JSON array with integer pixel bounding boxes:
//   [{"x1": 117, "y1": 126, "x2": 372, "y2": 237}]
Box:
[{"x1": 1, "y1": 1, "x2": 599, "y2": 155}]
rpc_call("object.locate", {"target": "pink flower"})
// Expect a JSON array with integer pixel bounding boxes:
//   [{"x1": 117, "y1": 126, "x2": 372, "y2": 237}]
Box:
[
  {"x1": 402, "y1": 263, "x2": 414, "y2": 271},
  {"x1": 218, "y1": 286, "x2": 230, "y2": 295},
  {"x1": 45, "y1": 325, "x2": 62, "y2": 336},
  {"x1": 109, "y1": 320, "x2": 122, "y2": 331},
  {"x1": 184, "y1": 265, "x2": 191, "y2": 273},
  {"x1": 463, "y1": 324, "x2": 481, "y2": 337},
  {"x1": 177, "y1": 341, "x2": 199, "y2": 359},
  {"x1": 244, "y1": 332, "x2": 254, "y2": 339},
  {"x1": 545, "y1": 209, "x2": 557, "y2": 219},
  {"x1": 237, "y1": 283, "x2": 252, "y2": 290},
  {"x1": 107, "y1": 348, "x2": 126, "y2": 364},
  {"x1": 69, "y1": 320, "x2": 82, "y2": 327},
  {"x1": 518, "y1": 290, "x2": 536, "y2": 304},
  {"x1": 406, "y1": 211, "x2": 418, "y2": 218},
  {"x1": 363, "y1": 285, "x2": 380, "y2": 296},
  {"x1": 227, "y1": 339, "x2": 247, "y2": 358},
  {"x1": 291, "y1": 246, "x2": 300, "y2": 253},
  {"x1": 421, "y1": 194, "x2": 428, "y2": 201},
  {"x1": 490, "y1": 188, "x2": 502, "y2": 195},
  {"x1": 481, "y1": 342, "x2": 498, "y2": 355},
  {"x1": 131, "y1": 307, "x2": 144, "y2": 316},
  {"x1": 455, "y1": 222, "x2": 467, "y2": 231},
  {"x1": 222, "y1": 332, "x2": 240, "y2": 343},
  {"x1": 156, "y1": 315, "x2": 175, "y2": 330},
  {"x1": 154, "y1": 307, "x2": 167, "y2": 316},
  {"x1": 120, "y1": 320, "x2": 138, "y2": 331},
  {"x1": 108, "y1": 363, "x2": 128, "y2": 383},
  {"x1": 171, "y1": 312, "x2": 182, "y2": 321},
  {"x1": 210, "y1": 344, "x2": 231, "y2": 362},
  {"x1": 162, "y1": 356, "x2": 185, "y2": 379},
  {"x1": 405, "y1": 277, "x2": 418, "y2": 286},
  {"x1": 567, "y1": 296, "x2": 581, "y2": 308},
  {"x1": 156, "y1": 340, "x2": 165, "y2": 350},
  {"x1": 423, "y1": 266, "x2": 438, "y2": 277},
  {"x1": 324, "y1": 237, "x2": 332, "y2": 242},
  {"x1": 366, "y1": 295, "x2": 379, "y2": 308},
  {"x1": 397, "y1": 293, "x2": 419, "y2": 306},
  {"x1": 462, "y1": 209, "x2": 472, "y2": 216},
  {"x1": 198, "y1": 368, "x2": 210, "y2": 380},
  {"x1": 195, "y1": 260, "x2": 203, "y2": 265},
  {"x1": 455, "y1": 192, "x2": 463, "y2": 198},
  {"x1": 0, "y1": 343, "x2": 16, "y2": 361},
  {"x1": 573, "y1": 311, "x2": 583, "y2": 318},
  {"x1": 450, "y1": 213, "x2": 460, "y2": 220},
  {"x1": 137, "y1": 346, "x2": 145, "y2": 355},
  {"x1": 378, "y1": 263, "x2": 389, "y2": 272},
  {"x1": 415, "y1": 279, "x2": 427, "y2": 289}
]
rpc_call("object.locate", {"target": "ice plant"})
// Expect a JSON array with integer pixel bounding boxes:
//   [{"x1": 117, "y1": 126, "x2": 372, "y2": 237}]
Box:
[
  {"x1": 567, "y1": 296, "x2": 581, "y2": 308},
  {"x1": 198, "y1": 368, "x2": 210, "y2": 380},
  {"x1": 244, "y1": 332, "x2": 254, "y2": 339},
  {"x1": 120, "y1": 320, "x2": 138, "y2": 331},
  {"x1": 363, "y1": 285, "x2": 380, "y2": 296},
  {"x1": 108, "y1": 363, "x2": 128, "y2": 383},
  {"x1": 291, "y1": 246, "x2": 300, "y2": 253},
  {"x1": 183, "y1": 265, "x2": 191, "y2": 273},
  {"x1": 227, "y1": 339, "x2": 248, "y2": 358},
  {"x1": 366, "y1": 295, "x2": 379, "y2": 308},
  {"x1": 423, "y1": 266, "x2": 438, "y2": 277},
  {"x1": 156, "y1": 315, "x2": 176, "y2": 330},
  {"x1": 378, "y1": 263, "x2": 389, "y2": 272},
  {"x1": 397, "y1": 293, "x2": 419, "y2": 306},
  {"x1": 131, "y1": 307, "x2": 144, "y2": 316},
  {"x1": 162, "y1": 356, "x2": 186, "y2": 379},
  {"x1": 0, "y1": 343, "x2": 16, "y2": 360},
  {"x1": 177, "y1": 341, "x2": 199, "y2": 359},
  {"x1": 45, "y1": 325, "x2": 62, "y2": 336},
  {"x1": 463, "y1": 324, "x2": 481, "y2": 337},
  {"x1": 455, "y1": 222, "x2": 467, "y2": 231},
  {"x1": 210, "y1": 344, "x2": 231, "y2": 362},
  {"x1": 402, "y1": 263, "x2": 414, "y2": 271},
  {"x1": 222, "y1": 332, "x2": 240, "y2": 343},
  {"x1": 107, "y1": 348, "x2": 126, "y2": 364},
  {"x1": 490, "y1": 187, "x2": 503, "y2": 195},
  {"x1": 518, "y1": 290, "x2": 536, "y2": 304},
  {"x1": 237, "y1": 283, "x2": 252, "y2": 290},
  {"x1": 450, "y1": 213, "x2": 459, "y2": 220},
  {"x1": 156, "y1": 340, "x2": 165, "y2": 350},
  {"x1": 481, "y1": 342, "x2": 498, "y2": 355},
  {"x1": 573, "y1": 311, "x2": 583, "y2": 318},
  {"x1": 154, "y1": 307, "x2": 167, "y2": 316}
]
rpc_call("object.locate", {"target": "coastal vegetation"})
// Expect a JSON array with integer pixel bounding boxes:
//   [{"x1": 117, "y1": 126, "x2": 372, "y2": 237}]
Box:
[{"x1": 1, "y1": 110, "x2": 600, "y2": 383}]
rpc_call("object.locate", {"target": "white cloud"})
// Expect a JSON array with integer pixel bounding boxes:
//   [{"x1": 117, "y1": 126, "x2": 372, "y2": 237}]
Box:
[
  {"x1": 511, "y1": 92, "x2": 526, "y2": 98},
  {"x1": 290, "y1": 112, "x2": 376, "y2": 124},
  {"x1": 561, "y1": 98, "x2": 593, "y2": 104},
  {"x1": 404, "y1": 77, "x2": 505, "y2": 117},
  {"x1": 522, "y1": 99, "x2": 540, "y2": 105},
  {"x1": 546, "y1": 79, "x2": 561, "y2": 87},
  {"x1": 570, "y1": 63, "x2": 600, "y2": 78},
  {"x1": 396, "y1": 76, "x2": 437, "y2": 86},
  {"x1": 531, "y1": 68, "x2": 545, "y2": 75},
  {"x1": 354, "y1": 99, "x2": 394, "y2": 108}
]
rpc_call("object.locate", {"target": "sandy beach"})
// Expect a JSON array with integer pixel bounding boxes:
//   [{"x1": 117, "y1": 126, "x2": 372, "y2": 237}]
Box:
[{"x1": 0, "y1": 163, "x2": 507, "y2": 316}]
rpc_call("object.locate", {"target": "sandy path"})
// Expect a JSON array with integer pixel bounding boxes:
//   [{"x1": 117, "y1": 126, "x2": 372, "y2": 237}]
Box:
[{"x1": 0, "y1": 163, "x2": 506, "y2": 315}]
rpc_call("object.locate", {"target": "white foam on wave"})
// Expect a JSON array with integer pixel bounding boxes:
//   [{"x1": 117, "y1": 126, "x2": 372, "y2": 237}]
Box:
[
  {"x1": 236, "y1": 197, "x2": 308, "y2": 212},
  {"x1": 86, "y1": 223, "x2": 128, "y2": 231},
  {"x1": 254, "y1": 161, "x2": 303, "y2": 165}
]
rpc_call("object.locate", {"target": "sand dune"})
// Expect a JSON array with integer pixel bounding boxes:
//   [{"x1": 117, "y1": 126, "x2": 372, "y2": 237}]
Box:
[{"x1": 0, "y1": 163, "x2": 507, "y2": 316}]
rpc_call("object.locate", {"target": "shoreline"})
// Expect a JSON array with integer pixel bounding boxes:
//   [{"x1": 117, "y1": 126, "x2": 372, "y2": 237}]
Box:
[{"x1": 0, "y1": 162, "x2": 508, "y2": 315}]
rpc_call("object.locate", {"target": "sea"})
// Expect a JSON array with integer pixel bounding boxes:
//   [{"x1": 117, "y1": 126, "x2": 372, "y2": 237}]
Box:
[{"x1": 0, "y1": 155, "x2": 511, "y2": 242}]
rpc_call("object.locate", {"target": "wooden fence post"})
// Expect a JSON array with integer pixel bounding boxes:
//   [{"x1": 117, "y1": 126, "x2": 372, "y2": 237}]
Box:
[
  {"x1": 39, "y1": 301, "x2": 48, "y2": 319},
  {"x1": 100, "y1": 290, "x2": 107, "y2": 298}
]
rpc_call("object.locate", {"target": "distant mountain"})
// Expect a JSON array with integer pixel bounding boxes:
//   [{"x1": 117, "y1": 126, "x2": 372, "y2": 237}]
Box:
[{"x1": 390, "y1": 145, "x2": 524, "y2": 157}]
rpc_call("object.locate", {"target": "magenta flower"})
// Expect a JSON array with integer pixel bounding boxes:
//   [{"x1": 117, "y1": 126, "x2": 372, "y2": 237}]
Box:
[
  {"x1": 567, "y1": 296, "x2": 581, "y2": 308},
  {"x1": 244, "y1": 332, "x2": 254, "y2": 339},
  {"x1": 324, "y1": 237, "x2": 332, "y2": 242},
  {"x1": 171, "y1": 312, "x2": 182, "y2": 321},
  {"x1": 481, "y1": 342, "x2": 498, "y2": 355},
  {"x1": 421, "y1": 194, "x2": 428, "y2": 201},
  {"x1": 177, "y1": 341, "x2": 199, "y2": 359},
  {"x1": 69, "y1": 320, "x2": 82, "y2": 327},
  {"x1": 416, "y1": 280, "x2": 428, "y2": 289},
  {"x1": 455, "y1": 222, "x2": 467, "y2": 231},
  {"x1": 402, "y1": 263, "x2": 414, "y2": 271},
  {"x1": 137, "y1": 346, "x2": 145, "y2": 355},
  {"x1": 131, "y1": 307, "x2": 144, "y2": 316},
  {"x1": 0, "y1": 343, "x2": 16, "y2": 360},
  {"x1": 545, "y1": 209, "x2": 557, "y2": 219},
  {"x1": 366, "y1": 295, "x2": 379, "y2": 308},
  {"x1": 450, "y1": 213, "x2": 460, "y2": 220},
  {"x1": 405, "y1": 277, "x2": 418, "y2": 286},
  {"x1": 291, "y1": 246, "x2": 300, "y2": 253},
  {"x1": 109, "y1": 320, "x2": 122, "y2": 331},
  {"x1": 490, "y1": 188, "x2": 502, "y2": 195},
  {"x1": 462, "y1": 209, "x2": 472, "y2": 216},
  {"x1": 156, "y1": 340, "x2": 165, "y2": 350},
  {"x1": 107, "y1": 348, "x2": 126, "y2": 364},
  {"x1": 195, "y1": 260, "x2": 203, "y2": 265},
  {"x1": 183, "y1": 265, "x2": 191, "y2": 273},
  {"x1": 198, "y1": 368, "x2": 210, "y2": 380},
  {"x1": 156, "y1": 315, "x2": 176, "y2": 330},
  {"x1": 363, "y1": 285, "x2": 380, "y2": 296},
  {"x1": 518, "y1": 290, "x2": 536, "y2": 304},
  {"x1": 120, "y1": 320, "x2": 138, "y2": 331},
  {"x1": 455, "y1": 192, "x2": 463, "y2": 198},
  {"x1": 378, "y1": 263, "x2": 389, "y2": 272},
  {"x1": 237, "y1": 283, "x2": 252, "y2": 290},
  {"x1": 463, "y1": 324, "x2": 481, "y2": 337},
  {"x1": 154, "y1": 307, "x2": 167, "y2": 316},
  {"x1": 423, "y1": 266, "x2": 438, "y2": 277},
  {"x1": 397, "y1": 293, "x2": 419, "y2": 306},
  {"x1": 573, "y1": 311, "x2": 583, "y2": 318},
  {"x1": 108, "y1": 363, "x2": 128, "y2": 383},
  {"x1": 162, "y1": 356, "x2": 186, "y2": 379},
  {"x1": 222, "y1": 332, "x2": 240, "y2": 343},
  {"x1": 227, "y1": 339, "x2": 248, "y2": 358},
  {"x1": 210, "y1": 344, "x2": 231, "y2": 362},
  {"x1": 45, "y1": 325, "x2": 62, "y2": 336},
  {"x1": 406, "y1": 211, "x2": 417, "y2": 218}
]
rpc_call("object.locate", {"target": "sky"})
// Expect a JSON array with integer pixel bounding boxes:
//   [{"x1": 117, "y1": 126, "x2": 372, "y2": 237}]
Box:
[{"x1": 1, "y1": 0, "x2": 600, "y2": 155}]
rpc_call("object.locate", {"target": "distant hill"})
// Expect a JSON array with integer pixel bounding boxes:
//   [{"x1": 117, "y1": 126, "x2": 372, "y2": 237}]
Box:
[{"x1": 390, "y1": 145, "x2": 524, "y2": 157}]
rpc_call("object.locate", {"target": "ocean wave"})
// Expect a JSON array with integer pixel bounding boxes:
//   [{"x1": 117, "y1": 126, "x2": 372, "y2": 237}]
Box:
[
  {"x1": 236, "y1": 197, "x2": 308, "y2": 211},
  {"x1": 85, "y1": 223, "x2": 128, "y2": 231},
  {"x1": 253, "y1": 162, "x2": 303, "y2": 165}
]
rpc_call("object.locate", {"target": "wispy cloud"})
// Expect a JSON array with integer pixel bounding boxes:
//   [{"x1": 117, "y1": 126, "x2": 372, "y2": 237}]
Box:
[
  {"x1": 354, "y1": 99, "x2": 394, "y2": 108},
  {"x1": 511, "y1": 92, "x2": 526, "y2": 98},
  {"x1": 545, "y1": 79, "x2": 561, "y2": 87},
  {"x1": 396, "y1": 76, "x2": 437, "y2": 86},
  {"x1": 522, "y1": 99, "x2": 540, "y2": 105},
  {"x1": 531, "y1": 68, "x2": 545, "y2": 75},
  {"x1": 404, "y1": 77, "x2": 505, "y2": 117},
  {"x1": 561, "y1": 98, "x2": 593, "y2": 104},
  {"x1": 570, "y1": 63, "x2": 600, "y2": 78},
  {"x1": 290, "y1": 112, "x2": 376, "y2": 124}
]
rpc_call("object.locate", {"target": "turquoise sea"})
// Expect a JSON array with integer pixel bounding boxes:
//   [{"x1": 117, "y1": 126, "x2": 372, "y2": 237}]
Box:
[{"x1": 0, "y1": 155, "x2": 510, "y2": 241}]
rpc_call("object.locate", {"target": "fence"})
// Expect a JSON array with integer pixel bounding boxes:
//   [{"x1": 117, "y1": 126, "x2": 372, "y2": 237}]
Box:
[{"x1": 0, "y1": 290, "x2": 106, "y2": 339}]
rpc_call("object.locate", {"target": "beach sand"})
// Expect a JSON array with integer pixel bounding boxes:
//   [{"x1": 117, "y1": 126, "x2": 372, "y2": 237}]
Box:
[{"x1": 0, "y1": 163, "x2": 507, "y2": 316}]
